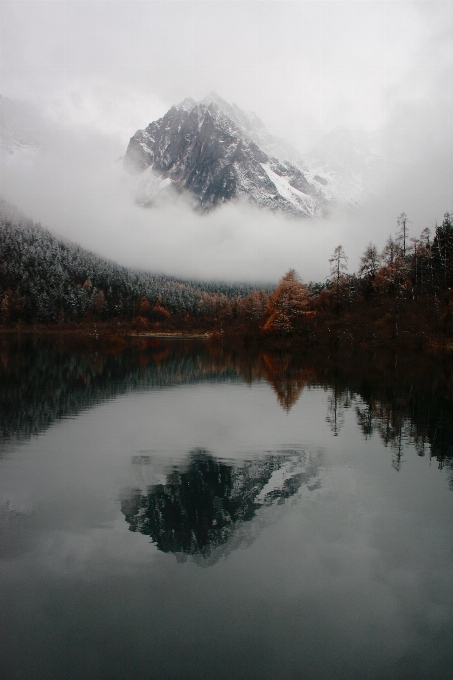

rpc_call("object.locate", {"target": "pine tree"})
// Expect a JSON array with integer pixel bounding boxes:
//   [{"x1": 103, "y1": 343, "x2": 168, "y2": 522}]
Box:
[
  {"x1": 433, "y1": 212, "x2": 453, "y2": 288},
  {"x1": 329, "y1": 245, "x2": 348, "y2": 306}
]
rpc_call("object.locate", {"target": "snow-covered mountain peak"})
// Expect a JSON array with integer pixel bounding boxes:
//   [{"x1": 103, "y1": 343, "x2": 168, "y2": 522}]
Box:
[
  {"x1": 124, "y1": 93, "x2": 382, "y2": 216},
  {"x1": 177, "y1": 97, "x2": 197, "y2": 113},
  {"x1": 124, "y1": 97, "x2": 325, "y2": 217},
  {"x1": 199, "y1": 92, "x2": 264, "y2": 131}
]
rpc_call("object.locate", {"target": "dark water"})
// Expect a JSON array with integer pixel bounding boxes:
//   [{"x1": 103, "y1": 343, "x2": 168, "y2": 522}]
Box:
[{"x1": 1, "y1": 337, "x2": 453, "y2": 679}]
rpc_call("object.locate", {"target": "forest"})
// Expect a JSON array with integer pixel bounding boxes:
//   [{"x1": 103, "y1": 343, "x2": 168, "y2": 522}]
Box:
[
  {"x1": 0, "y1": 201, "x2": 263, "y2": 326},
  {"x1": 1, "y1": 200, "x2": 453, "y2": 348}
]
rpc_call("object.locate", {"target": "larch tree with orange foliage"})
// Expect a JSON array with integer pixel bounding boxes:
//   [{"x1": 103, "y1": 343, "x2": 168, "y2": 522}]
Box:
[{"x1": 262, "y1": 269, "x2": 310, "y2": 335}]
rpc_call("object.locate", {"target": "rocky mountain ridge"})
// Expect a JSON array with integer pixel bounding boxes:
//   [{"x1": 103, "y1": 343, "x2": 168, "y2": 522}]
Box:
[
  {"x1": 199, "y1": 92, "x2": 306, "y2": 169},
  {"x1": 0, "y1": 92, "x2": 382, "y2": 218},
  {"x1": 124, "y1": 93, "x2": 382, "y2": 217},
  {"x1": 124, "y1": 96, "x2": 325, "y2": 217}
]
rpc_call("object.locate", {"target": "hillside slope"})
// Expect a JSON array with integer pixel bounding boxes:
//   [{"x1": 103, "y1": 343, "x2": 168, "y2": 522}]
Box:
[{"x1": 0, "y1": 202, "x2": 264, "y2": 324}]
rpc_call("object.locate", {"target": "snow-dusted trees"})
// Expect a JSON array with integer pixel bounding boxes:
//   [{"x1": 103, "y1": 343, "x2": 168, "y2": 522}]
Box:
[{"x1": 0, "y1": 201, "x2": 269, "y2": 326}]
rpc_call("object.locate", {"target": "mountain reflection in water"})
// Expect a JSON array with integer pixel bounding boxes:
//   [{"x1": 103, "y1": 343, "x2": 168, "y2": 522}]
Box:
[
  {"x1": 121, "y1": 448, "x2": 321, "y2": 564},
  {"x1": 1, "y1": 336, "x2": 453, "y2": 680},
  {"x1": 0, "y1": 336, "x2": 452, "y2": 486}
]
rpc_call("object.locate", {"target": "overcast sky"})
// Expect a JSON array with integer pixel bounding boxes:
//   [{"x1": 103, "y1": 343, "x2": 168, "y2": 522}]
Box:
[{"x1": 1, "y1": 1, "x2": 452, "y2": 282}]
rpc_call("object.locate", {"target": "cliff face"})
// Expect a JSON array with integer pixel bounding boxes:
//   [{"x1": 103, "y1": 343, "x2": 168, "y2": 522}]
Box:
[{"x1": 124, "y1": 98, "x2": 325, "y2": 217}]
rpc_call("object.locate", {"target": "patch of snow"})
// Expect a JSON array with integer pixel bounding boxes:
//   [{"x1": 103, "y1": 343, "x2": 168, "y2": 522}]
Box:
[
  {"x1": 177, "y1": 97, "x2": 197, "y2": 113},
  {"x1": 253, "y1": 453, "x2": 318, "y2": 504},
  {"x1": 260, "y1": 162, "x2": 321, "y2": 217}
]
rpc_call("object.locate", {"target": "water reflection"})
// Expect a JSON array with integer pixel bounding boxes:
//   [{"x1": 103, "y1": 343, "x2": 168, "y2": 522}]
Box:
[
  {"x1": 0, "y1": 336, "x2": 452, "y2": 486},
  {"x1": 1, "y1": 337, "x2": 453, "y2": 679},
  {"x1": 121, "y1": 448, "x2": 321, "y2": 564}
]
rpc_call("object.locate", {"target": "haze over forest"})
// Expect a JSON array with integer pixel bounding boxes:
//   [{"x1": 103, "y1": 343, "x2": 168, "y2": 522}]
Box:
[{"x1": 0, "y1": 1, "x2": 451, "y2": 284}]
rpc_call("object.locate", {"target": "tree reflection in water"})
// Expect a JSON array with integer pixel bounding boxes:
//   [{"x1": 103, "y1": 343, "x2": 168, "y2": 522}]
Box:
[
  {"x1": 120, "y1": 448, "x2": 321, "y2": 563},
  {"x1": 0, "y1": 336, "x2": 452, "y2": 486}
]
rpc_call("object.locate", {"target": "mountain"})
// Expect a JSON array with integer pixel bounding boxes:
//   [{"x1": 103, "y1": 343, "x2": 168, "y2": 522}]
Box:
[
  {"x1": 199, "y1": 92, "x2": 306, "y2": 168},
  {"x1": 0, "y1": 200, "x2": 263, "y2": 325},
  {"x1": 124, "y1": 93, "x2": 382, "y2": 217},
  {"x1": 124, "y1": 96, "x2": 326, "y2": 218}
]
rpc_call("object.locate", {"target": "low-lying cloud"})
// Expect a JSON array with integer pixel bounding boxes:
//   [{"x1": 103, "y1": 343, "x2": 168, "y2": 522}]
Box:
[
  {"x1": 1, "y1": 2, "x2": 451, "y2": 285},
  {"x1": 0, "y1": 131, "x2": 368, "y2": 284},
  {"x1": 1, "y1": 86, "x2": 451, "y2": 286}
]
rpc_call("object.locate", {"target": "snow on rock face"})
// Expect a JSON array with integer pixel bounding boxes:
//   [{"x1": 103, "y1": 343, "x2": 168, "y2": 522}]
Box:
[
  {"x1": 124, "y1": 98, "x2": 325, "y2": 218},
  {"x1": 199, "y1": 94, "x2": 383, "y2": 210},
  {"x1": 260, "y1": 163, "x2": 321, "y2": 216},
  {"x1": 200, "y1": 92, "x2": 306, "y2": 169}
]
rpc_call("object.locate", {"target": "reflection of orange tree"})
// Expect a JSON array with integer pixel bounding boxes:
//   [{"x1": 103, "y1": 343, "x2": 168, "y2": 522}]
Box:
[
  {"x1": 152, "y1": 347, "x2": 171, "y2": 368},
  {"x1": 260, "y1": 352, "x2": 315, "y2": 411}
]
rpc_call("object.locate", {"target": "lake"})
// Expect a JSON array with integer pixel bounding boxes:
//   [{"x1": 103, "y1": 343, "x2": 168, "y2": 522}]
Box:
[{"x1": 1, "y1": 336, "x2": 453, "y2": 679}]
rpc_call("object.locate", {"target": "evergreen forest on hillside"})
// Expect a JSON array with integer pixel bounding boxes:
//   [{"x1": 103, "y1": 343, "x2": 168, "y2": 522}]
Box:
[
  {"x1": 1, "y1": 200, "x2": 453, "y2": 348},
  {"x1": 0, "y1": 201, "x2": 263, "y2": 326}
]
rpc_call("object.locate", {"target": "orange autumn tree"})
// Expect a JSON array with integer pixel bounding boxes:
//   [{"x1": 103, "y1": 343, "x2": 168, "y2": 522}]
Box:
[{"x1": 262, "y1": 269, "x2": 310, "y2": 334}]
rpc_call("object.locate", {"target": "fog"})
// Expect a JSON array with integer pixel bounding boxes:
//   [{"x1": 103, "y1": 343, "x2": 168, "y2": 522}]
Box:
[
  {"x1": 0, "y1": 131, "x2": 347, "y2": 283},
  {"x1": 1, "y1": 1, "x2": 451, "y2": 284}
]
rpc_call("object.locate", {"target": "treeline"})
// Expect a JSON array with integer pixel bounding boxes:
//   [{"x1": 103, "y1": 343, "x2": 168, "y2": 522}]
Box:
[
  {"x1": 2, "y1": 200, "x2": 453, "y2": 346},
  {"x1": 0, "y1": 201, "x2": 267, "y2": 326},
  {"x1": 247, "y1": 211, "x2": 453, "y2": 347}
]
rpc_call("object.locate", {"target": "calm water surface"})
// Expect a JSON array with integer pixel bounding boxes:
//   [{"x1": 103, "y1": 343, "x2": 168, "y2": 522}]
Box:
[{"x1": 1, "y1": 337, "x2": 453, "y2": 679}]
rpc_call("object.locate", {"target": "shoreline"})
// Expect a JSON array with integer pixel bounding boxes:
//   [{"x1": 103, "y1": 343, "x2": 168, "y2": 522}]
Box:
[
  {"x1": 0, "y1": 326, "x2": 210, "y2": 339},
  {"x1": 0, "y1": 324, "x2": 451, "y2": 352},
  {"x1": 132, "y1": 332, "x2": 209, "y2": 339}
]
